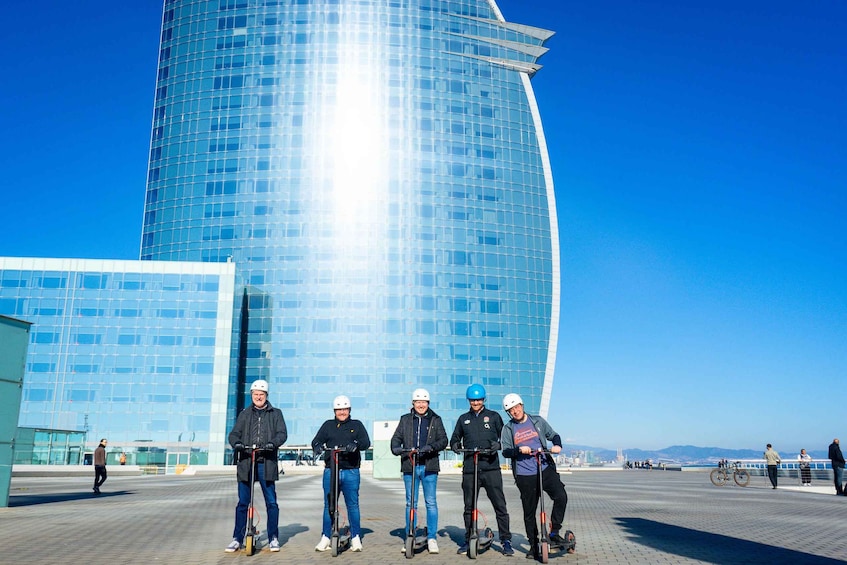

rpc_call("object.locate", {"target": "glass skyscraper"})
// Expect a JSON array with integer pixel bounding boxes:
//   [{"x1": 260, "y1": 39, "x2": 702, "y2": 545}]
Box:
[{"x1": 140, "y1": 0, "x2": 559, "y2": 445}]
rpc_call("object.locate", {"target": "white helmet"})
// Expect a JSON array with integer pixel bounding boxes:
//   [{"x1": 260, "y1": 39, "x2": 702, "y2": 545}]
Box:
[
  {"x1": 333, "y1": 395, "x2": 351, "y2": 409},
  {"x1": 250, "y1": 379, "x2": 269, "y2": 393},
  {"x1": 412, "y1": 388, "x2": 430, "y2": 402},
  {"x1": 503, "y1": 393, "x2": 523, "y2": 411}
]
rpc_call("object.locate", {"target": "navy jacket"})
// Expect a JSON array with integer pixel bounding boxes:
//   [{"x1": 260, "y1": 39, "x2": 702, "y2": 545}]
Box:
[{"x1": 311, "y1": 417, "x2": 371, "y2": 470}]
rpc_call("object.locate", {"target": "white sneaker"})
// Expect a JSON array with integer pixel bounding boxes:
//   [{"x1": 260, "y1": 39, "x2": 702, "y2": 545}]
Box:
[
  {"x1": 351, "y1": 535, "x2": 363, "y2": 552},
  {"x1": 428, "y1": 539, "x2": 439, "y2": 554},
  {"x1": 315, "y1": 535, "x2": 331, "y2": 552},
  {"x1": 224, "y1": 539, "x2": 241, "y2": 553}
]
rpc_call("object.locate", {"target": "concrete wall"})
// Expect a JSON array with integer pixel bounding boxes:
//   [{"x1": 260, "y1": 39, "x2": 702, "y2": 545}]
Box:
[
  {"x1": 0, "y1": 315, "x2": 31, "y2": 507},
  {"x1": 372, "y1": 420, "x2": 400, "y2": 479}
]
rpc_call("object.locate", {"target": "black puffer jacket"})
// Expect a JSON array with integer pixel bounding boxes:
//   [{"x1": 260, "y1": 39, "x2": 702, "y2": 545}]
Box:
[
  {"x1": 390, "y1": 407, "x2": 448, "y2": 474},
  {"x1": 229, "y1": 402, "x2": 288, "y2": 482}
]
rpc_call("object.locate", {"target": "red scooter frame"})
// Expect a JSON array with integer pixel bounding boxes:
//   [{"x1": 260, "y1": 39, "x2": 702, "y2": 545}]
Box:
[{"x1": 456, "y1": 448, "x2": 495, "y2": 559}]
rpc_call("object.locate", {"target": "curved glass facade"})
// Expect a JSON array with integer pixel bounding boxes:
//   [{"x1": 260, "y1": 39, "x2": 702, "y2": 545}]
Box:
[{"x1": 141, "y1": 0, "x2": 559, "y2": 445}]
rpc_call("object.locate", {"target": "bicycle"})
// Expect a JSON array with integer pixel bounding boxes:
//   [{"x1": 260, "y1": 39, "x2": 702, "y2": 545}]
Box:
[{"x1": 710, "y1": 461, "x2": 750, "y2": 487}]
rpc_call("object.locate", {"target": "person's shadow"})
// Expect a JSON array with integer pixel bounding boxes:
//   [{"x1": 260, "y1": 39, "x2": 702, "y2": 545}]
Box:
[
  {"x1": 277, "y1": 523, "x2": 309, "y2": 546},
  {"x1": 10, "y1": 490, "x2": 133, "y2": 506}
]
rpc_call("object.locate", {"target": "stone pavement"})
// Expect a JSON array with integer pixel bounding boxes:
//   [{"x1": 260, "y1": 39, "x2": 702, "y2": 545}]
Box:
[{"x1": 2, "y1": 469, "x2": 846, "y2": 564}]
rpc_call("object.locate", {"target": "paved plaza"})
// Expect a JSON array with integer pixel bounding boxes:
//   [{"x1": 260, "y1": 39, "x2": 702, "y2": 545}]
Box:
[{"x1": 3, "y1": 469, "x2": 846, "y2": 564}]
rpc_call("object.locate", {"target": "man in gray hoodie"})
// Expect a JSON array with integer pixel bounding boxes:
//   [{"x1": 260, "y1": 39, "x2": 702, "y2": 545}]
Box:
[{"x1": 501, "y1": 394, "x2": 572, "y2": 561}]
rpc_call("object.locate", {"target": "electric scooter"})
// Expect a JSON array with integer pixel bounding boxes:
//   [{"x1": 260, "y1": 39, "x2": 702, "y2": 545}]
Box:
[
  {"x1": 532, "y1": 449, "x2": 576, "y2": 562},
  {"x1": 401, "y1": 449, "x2": 429, "y2": 559},
  {"x1": 456, "y1": 448, "x2": 495, "y2": 559},
  {"x1": 243, "y1": 445, "x2": 263, "y2": 556},
  {"x1": 326, "y1": 445, "x2": 351, "y2": 557}
]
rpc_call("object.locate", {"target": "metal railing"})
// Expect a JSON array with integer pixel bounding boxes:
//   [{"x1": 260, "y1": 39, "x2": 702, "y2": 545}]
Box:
[{"x1": 730, "y1": 459, "x2": 836, "y2": 484}]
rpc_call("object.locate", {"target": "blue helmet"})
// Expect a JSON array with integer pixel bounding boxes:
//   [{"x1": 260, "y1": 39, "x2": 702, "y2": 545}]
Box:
[{"x1": 466, "y1": 384, "x2": 486, "y2": 400}]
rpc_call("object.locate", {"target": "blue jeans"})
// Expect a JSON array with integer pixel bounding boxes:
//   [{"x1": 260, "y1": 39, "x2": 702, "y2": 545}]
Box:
[
  {"x1": 403, "y1": 466, "x2": 438, "y2": 540},
  {"x1": 322, "y1": 468, "x2": 361, "y2": 537},
  {"x1": 233, "y1": 477, "x2": 279, "y2": 542},
  {"x1": 834, "y1": 465, "x2": 844, "y2": 494}
]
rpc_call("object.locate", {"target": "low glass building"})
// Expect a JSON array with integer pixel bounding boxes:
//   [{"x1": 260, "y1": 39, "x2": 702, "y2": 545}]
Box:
[{"x1": 0, "y1": 258, "x2": 235, "y2": 466}]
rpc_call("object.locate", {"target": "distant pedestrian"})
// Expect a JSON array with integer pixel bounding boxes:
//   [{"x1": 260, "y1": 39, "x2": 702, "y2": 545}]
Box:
[
  {"x1": 828, "y1": 438, "x2": 845, "y2": 496},
  {"x1": 93, "y1": 438, "x2": 108, "y2": 494},
  {"x1": 798, "y1": 449, "x2": 812, "y2": 486},
  {"x1": 119, "y1": 452, "x2": 127, "y2": 466},
  {"x1": 763, "y1": 444, "x2": 781, "y2": 489}
]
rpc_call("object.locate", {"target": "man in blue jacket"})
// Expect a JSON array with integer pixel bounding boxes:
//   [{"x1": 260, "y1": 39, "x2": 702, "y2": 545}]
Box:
[
  {"x1": 501, "y1": 393, "x2": 572, "y2": 560},
  {"x1": 391, "y1": 388, "x2": 449, "y2": 554},
  {"x1": 225, "y1": 379, "x2": 288, "y2": 553}
]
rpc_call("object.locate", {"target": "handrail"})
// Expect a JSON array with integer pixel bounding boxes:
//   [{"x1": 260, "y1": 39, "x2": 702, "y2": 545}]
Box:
[{"x1": 729, "y1": 458, "x2": 835, "y2": 470}]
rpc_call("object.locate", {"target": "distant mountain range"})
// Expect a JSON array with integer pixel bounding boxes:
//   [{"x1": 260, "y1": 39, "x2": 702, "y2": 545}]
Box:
[{"x1": 562, "y1": 444, "x2": 829, "y2": 465}]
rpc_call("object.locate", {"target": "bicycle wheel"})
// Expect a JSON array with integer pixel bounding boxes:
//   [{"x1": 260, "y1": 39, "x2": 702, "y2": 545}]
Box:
[
  {"x1": 734, "y1": 469, "x2": 750, "y2": 487},
  {"x1": 710, "y1": 468, "x2": 727, "y2": 486}
]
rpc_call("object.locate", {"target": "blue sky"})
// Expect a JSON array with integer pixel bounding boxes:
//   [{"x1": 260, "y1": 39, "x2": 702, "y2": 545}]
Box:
[{"x1": 1, "y1": 1, "x2": 845, "y2": 452}]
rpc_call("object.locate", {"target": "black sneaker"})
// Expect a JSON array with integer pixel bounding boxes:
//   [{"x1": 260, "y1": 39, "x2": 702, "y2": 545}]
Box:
[
  {"x1": 502, "y1": 540, "x2": 514, "y2": 556},
  {"x1": 457, "y1": 543, "x2": 469, "y2": 555},
  {"x1": 550, "y1": 533, "x2": 566, "y2": 548}
]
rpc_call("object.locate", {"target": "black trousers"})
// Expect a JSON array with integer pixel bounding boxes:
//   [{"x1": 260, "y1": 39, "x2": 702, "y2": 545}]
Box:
[
  {"x1": 800, "y1": 466, "x2": 811, "y2": 484},
  {"x1": 94, "y1": 465, "x2": 107, "y2": 489},
  {"x1": 767, "y1": 465, "x2": 778, "y2": 487},
  {"x1": 462, "y1": 469, "x2": 511, "y2": 541},
  {"x1": 514, "y1": 466, "x2": 568, "y2": 546}
]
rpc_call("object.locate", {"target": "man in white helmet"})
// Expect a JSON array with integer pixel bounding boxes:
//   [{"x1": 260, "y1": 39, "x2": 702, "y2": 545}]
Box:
[
  {"x1": 225, "y1": 379, "x2": 288, "y2": 553},
  {"x1": 390, "y1": 388, "x2": 449, "y2": 554},
  {"x1": 311, "y1": 395, "x2": 371, "y2": 552},
  {"x1": 500, "y1": 393, "x2": 572, "y2": 560}
]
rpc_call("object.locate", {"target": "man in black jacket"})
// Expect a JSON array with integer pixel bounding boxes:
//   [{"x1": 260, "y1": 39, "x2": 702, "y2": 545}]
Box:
[
  {"x1": 450, "y1": 384, "x2": 513, "y2": 556},
  {"x1": 312, "y1": 395, "x2": 371, "y2": 552},
  {"x1": 391, "y1": 388, "x2": 449, "y2": 554},
  {"x1": 828, "y1": 438, "x2": 845, "y2": 495},
  {"x1": 225, "y1": 379, "x2": 288, "y2": 553}
]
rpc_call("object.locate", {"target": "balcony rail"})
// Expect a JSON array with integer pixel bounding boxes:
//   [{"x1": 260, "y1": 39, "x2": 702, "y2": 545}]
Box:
[{"x1": 728, "y1": 458, "x2": 839, "y2": 482}]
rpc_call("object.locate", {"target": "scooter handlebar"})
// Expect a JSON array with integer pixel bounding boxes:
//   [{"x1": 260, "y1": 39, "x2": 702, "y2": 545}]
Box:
[{"x1": 453, "y1": 447, "x2": 497, "y2": 455}]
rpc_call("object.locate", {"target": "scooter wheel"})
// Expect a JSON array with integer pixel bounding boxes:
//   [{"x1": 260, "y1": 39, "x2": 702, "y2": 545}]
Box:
[
  {"x1": 331, "y1": 535, "x2": 339, "y2": 557},
  {"x1": 405, "y1": 536, "x2": 415, "y2": 559},
  {"x1": 540, "y1": 541, "x2": 549, "y2": 564},
  {"x1": 468, "y1": 539, "x2": 478, "y2": 559},
  {"x1": 244, "y1": 535, "x2": 254, "y2": 556}
]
